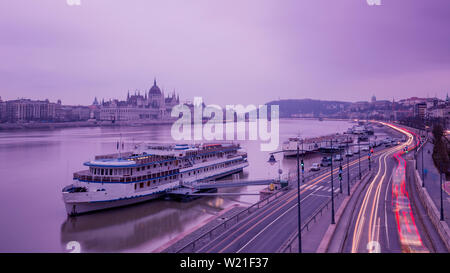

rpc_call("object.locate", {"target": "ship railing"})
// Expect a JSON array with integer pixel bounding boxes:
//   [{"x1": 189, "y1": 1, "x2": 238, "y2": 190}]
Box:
[
  {"x1": 74, "y1": 174, "x2": 134, "y2": 183},
  {"x1": 94, "y1": 152, "x2": 133, "y2": 160},
  {"x1": 73, "y1": 172, "x2": 181, "y2": 183}
]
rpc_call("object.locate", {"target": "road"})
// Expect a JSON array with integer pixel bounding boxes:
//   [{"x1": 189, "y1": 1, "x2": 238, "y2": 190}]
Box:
[
  {"x1": 193, "y1": 126, "x2": 402, "y2": 253},
  {"x1": 343, "y1": 123, "x2": 445, "y2": 253}
]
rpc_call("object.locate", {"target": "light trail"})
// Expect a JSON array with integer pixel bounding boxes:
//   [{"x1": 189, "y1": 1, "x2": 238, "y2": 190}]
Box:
[
  {"x1": 389, "y1": 126, "x2": 428, "y2": 253},
  {"x1": 351, "y1": 122, "x2": 418, "y2": 253}
]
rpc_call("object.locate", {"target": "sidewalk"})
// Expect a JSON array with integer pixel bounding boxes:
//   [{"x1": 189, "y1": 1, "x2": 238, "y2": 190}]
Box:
[{"x1": 416, "y1": 141, "x2": 450, "y2": 226}]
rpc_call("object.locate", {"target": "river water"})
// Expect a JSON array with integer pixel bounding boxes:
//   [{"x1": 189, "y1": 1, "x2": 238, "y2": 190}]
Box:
[{"x1": 0, "y1": 119, "x2": 352, "y2": 252}]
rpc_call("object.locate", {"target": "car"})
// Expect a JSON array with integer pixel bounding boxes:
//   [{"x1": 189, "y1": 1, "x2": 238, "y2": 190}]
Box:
[
  {"x1": 320, "y1": 157, "x2": 332, "y2": 167},
  {"x1": 334, "y1": 154, "x2": 343, "y2": 161},
  {"x1": 361, "y1": 146, "x2": 369, "y2": 152},
  {"x1": 345, "y1": 150, "x2": 353, "y2": 157},
  {"x1": 385, "y1": 142, "x2": 391, "y2": 147},
  {"x1": 310, "y1": 163, "x2": 321, "y2": 171}
]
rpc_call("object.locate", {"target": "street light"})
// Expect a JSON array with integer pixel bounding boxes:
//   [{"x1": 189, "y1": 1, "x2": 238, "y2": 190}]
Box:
[
  {"x1": 330, "y1": 139, "x2": 335, "y2": 225},
  {"x1": 268, "y1": 154, "x2": 276, "y2": 164},
  {"x1": 421, "y1": 129, "x2": 425, "y2": 188},
  {"x1": 267, "y1": 145, "x2": 302, "y2": 253},
  {"x1": 339, "y1": 161, "x2": 343, "y2": 194},
  {"x1": 301, "y1": 140, "x2": 305, "y2": 184},
  {"x1": 346, "y1": 137, "x2": 351, "y2": 196},
  {"x1": 296, "y1": 143, "x2": 302, "y2": 252},
  {"x1": 358, "y1": 138, "x2": 361, "y2": 180},
  {"x1": 440, "y1": 161, "x2": 445, "y2": 221},
  {"x1": 415, "y1": 129, "x2": 419, "y2": 170}
]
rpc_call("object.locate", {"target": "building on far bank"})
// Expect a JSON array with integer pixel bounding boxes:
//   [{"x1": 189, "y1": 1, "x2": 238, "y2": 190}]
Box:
[
  {"x1": 56, "y1": 104, "x2": 92, "y2": 122},
  {"x1": 398, "y1": 97, "x2": 426, "y2": 107},
  {"x1": 0, "y1": 97, "x2": 5, "y2": 122},
  {"x1": 0, "y1": 98, "x2": 94, "y2": 123},
  {"x1": 2, "y1": 99, "x2": 57, "y2": 122},
  {"x1": 414, "y1": 102, "x2": 427, "y2": 119},
  {"x1": 98, "y1": 78, "x2": 180, "y2": 123}
]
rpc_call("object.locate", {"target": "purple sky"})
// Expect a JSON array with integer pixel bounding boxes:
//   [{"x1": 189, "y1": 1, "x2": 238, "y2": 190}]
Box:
[{"x1": 1, "y1": 0, "x2": 450, "y2": 106}]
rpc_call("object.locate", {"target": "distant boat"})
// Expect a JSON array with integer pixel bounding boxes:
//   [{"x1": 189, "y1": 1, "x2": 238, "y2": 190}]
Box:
[{"x1": 318, "y1": 117, "x2": 323, "y2": 121}]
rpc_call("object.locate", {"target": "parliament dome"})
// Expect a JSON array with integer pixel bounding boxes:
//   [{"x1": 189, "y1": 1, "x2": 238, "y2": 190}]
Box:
[{"x1": 149, "y1": 79, "x2": 162, "y2": 95}]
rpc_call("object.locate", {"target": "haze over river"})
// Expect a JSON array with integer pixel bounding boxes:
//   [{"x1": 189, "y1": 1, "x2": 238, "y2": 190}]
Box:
[{"x1": 0, "y1": 119, "x2": 352, "y2": 252}]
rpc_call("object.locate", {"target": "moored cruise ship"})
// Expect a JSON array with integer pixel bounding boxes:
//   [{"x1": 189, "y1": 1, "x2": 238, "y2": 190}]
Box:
[{"x1": 62, "y1": 142, "x2": 248, "y2": 216}]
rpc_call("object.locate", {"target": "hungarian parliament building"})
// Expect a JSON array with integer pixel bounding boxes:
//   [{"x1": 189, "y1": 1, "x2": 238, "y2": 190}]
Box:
[{"x1": 97, "y1": 79, "x2": 180, "y2": 123}]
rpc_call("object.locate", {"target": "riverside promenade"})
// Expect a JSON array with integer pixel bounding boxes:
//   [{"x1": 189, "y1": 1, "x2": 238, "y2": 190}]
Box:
[{"x1": 416, "y1": 141, "x2": 450, "y2": 226}]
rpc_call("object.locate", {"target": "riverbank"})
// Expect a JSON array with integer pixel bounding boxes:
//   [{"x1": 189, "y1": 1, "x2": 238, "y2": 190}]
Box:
[
  {"x1": 0, "y1": 117, "x2": 358, "y2": 131},
  {"x1": 0, "y1": 120, "x2": 176, "y2": 131}
]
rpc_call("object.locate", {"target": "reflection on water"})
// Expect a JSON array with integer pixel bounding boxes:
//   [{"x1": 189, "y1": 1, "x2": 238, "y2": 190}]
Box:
[
  {"x1": 61, "y1": 197, "x2": 225, "y2": 252},
  {"x1": 0, "y1": 119, "x2": 351, "y2": 252}
]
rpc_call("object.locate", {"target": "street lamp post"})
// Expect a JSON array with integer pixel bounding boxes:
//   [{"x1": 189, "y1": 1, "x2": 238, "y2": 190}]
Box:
[
  {"x1": 339, "y1": 160, "x2": 343, "y2": 194},
  {"x1": 268, "y1": 144, "x2": 305, "y2": 253},
  {"x1": 302, "y1": 140, "x2": 305, "y2": 184},
  {"x1": 358, "y1": 138, "x2": 361, "y2": 180},
  {"x1": 440, "y1": 161, "x2": 444, "y2": 221},
  {"x1": 330, "y1": 139, "x2": 335, "y2": 225},
  {"x1": 415, "y1": 129, "x2": 418, "y2": 169},
  {"x1": 422, "y1": 137, "x2": 425, "y2": 188},
  {"x1": 346, "y1": 137, "x2": 351, "y2": 196},
  {"x1": 296, "y1": 143, "x2": 302, "y2": 252}
]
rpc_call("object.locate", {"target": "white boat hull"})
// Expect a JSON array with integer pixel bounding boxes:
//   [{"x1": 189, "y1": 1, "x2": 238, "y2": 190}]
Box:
[{"x1": 65, "y1": 193, "x2": 163, "y2": 216}]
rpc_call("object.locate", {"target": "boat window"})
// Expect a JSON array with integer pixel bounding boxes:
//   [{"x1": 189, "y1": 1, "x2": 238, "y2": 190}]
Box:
[{"x1": 101, "y1": 169, "x2": 104, "y2": 175}]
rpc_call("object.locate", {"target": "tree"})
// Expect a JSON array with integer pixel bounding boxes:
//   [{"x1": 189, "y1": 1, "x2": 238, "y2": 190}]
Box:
[
  {"x1": 432, "y1": 123, "x2": 444, "y2": 142},
  {"x1": 432, "y1": 123, "x2": 450, "y2": 176}
]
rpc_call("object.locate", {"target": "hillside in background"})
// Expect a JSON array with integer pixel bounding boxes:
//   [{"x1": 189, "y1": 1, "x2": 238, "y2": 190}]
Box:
[{"x1": 266, "y1": 99, "x2": 352, "y2": 118}]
